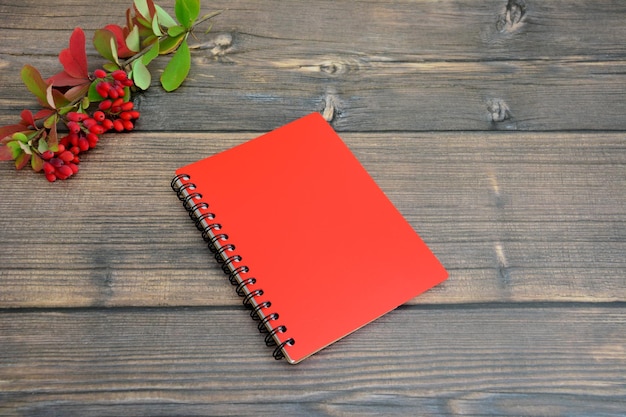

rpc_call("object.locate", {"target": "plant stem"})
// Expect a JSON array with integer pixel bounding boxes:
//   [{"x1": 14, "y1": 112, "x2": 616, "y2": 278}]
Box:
[{"x1": 119, "y1": 9, "x2": 224, "y2": 69}]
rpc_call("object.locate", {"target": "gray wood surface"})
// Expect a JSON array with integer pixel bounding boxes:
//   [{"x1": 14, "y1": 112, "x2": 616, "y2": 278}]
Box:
[{"x1": 0, "y1": 0, "x2": 624, "y2": 415}]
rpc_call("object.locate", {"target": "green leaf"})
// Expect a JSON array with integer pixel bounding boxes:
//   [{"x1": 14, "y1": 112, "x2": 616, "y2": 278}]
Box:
[
  {"x1": 151, "y1": 13, "x2": 163, "y2": 36},
  {"x1": 18, "y1": 140, "x2": 32, "y2": 155},
  {"x1": 43, "y1": 114, "x2": 58, "y2": 129},
  {"x1": 93, "y1": 29, "x2": 119, "y2": 65},
  {"x1": 175, "y1": 0, "x2": 200, "y2": 29},
  {"x1": 142, "y1": 42, "x2": 159, "y2": 65},
  {"x1": 134, "y1": 0, "x2": 150, "y2": 20},
  {"x1": 123, "y1": 87, "x2": 132, "y2": 101},
  {"x1": 103, "y1": 62, "x2": 120, "y2": 72},
  {"x1": 131, "y1": 60, "x2": 151, "y2": 90},
  {"x1": 7, "y1": 141, "x2": 22, "y2": 159},
  {"x1": 156, "y1": 5, "x2": 178, "y2": 28},
  {"x1": 37, "y1": 137, "x2": 49, "y2": 153},
  {"x1": 21, "y1": 65, "x2": 49, "y2": 105},
  {"x1": 126, "y1": 25, "x2": 141, "y2": 53},
  {"x1": 168, "y1": 25, "x2": 186, "y2": 38},
  {"x1": 160, "y1": 39, "x2": 191, "y2": 92},
  {"x1": 88, "y1": 80, "x2": 104, "y2": 102},
  {"x1": 50, "y1": 87, "x2": 71, "y2": 109},
  {"x1": 31, "y1": 153, "x2": 44, "y2": 172},
  {"x1": 15, "y1": 151, "x2": 30, "y2": 170},
  {"x1": 12, "y1": 132, "x2": 28, "y2": 143},
  {"x1": 159, "y1": 33, "x2": 185, "y2": 55}
]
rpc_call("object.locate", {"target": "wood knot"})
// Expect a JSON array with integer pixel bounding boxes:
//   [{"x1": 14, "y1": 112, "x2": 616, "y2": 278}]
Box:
[
  {"x1": 319, "y1": 61, "x2": 348, "y2": 75},
  {"x1": 191, "y1": 33, "x2": 233, "y2": 57},
  {"x1": 496, "y1": 0, "x2": 527, "y2": 32},
  {"x1": 320, "y1": 90, "x2": 342, "y2": 123},
  {"x1": 487, "y1": 99, "x2": 511, "y2": 122}
]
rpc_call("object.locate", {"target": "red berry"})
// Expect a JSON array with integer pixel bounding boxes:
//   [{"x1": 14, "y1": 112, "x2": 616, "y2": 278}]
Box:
[
  {"x1": 87, "y1": 133, "x2": 99, "y2": 147},
  {"x1": 56, "y1": 144, "x2": 65, "y2": 154},
  {"x1": 67, "y1": 112, "x2": 87, "y2": 122},
  {"x1": 99, "y1": 100, "x2": 112, "y2": 111},
  {"x1": 69, "y1": 133, "x2": 79, "y2": 147},
  {"x1": 78, "y1": 137, "x2": 90, "y2": 152},
  {"x1": 96, "y1": 82, "x2": 111, "y2": 97},
  {"x1": 45, "y1": 173, "x2": 57, "y2": 182},
  {"x1": 123, "y1": 120, "x2": 134, "y2": 131},
  {"x1": 83, "y1": 118, "x2": 97, "y2": 129},
  {"x1": 89, "y1": 124, "x2": 105, "y2": 135},
  {"x1": 94, "y1": 69, "x2": 107, "y2": 79},
  {"x1": 98, "y1": 81, "x2": 111, "y2": 92},
  {"x1": 102, "y1": 119, "x2": 114, "y2": 131},
  {"x1": 50, "y1": 157, "x2": 63, "y2": 168},
  {"x1": 93, "y1": 111, "x2": 106, "y2": 122},
  {"x1": 59, "y1": 150, "x2": 74, "y2": 163},
  {"x1": 119, "y1": 111, "x2": 133, "y2": 121},
  {"x1": 121, "y1": 101, "x2": 134, "y2": 111},
  {"x1": 130, "y1": 111, "x2": 140, "y2": 119},
  {"x1": 57, "y1": 164, "x2": 73, "y2": 178},
  {"x1": 108, "y1": 88, "x2": 119, "y2": 99},
  {"x1": 112, "y1": 70, "x2": 127, "y2": 81},
  {"x1": 73, "y1": 156, "x2": 80, "y2": 164},
  {"x1": 41, "y1": 150, "x2": 54, "y2": 160},
  {"x1": 70, "y1": 146, "x2": 81, "y2": 155},
  {"x1": 69, "y1": 163, "x2": 79, "y2": 175},
  {"x1": 113, "y1": 120, "x2": 125, "y2": 132},
  {"x1": 43, "y1": 162, "x2": 55, "y2": 175},
  {"x1": 67, "y1": 121, "x2": 81, "y2": 134}
]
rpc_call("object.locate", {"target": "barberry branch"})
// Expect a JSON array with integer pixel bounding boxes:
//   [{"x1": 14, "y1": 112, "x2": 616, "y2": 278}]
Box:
[{"x1": 0, "y1": 0, "x2": 221, "y2": 182}]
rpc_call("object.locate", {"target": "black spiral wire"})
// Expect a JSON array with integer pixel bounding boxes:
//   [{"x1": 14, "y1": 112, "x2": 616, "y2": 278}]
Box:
[{"x1": 171, "y1": 174, "x2": 295, "y2": 360}]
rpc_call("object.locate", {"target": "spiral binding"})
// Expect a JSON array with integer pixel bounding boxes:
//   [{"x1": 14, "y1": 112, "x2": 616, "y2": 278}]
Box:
[{"x1": 171, "y1": 173, "x2": 295, "y2": 361}]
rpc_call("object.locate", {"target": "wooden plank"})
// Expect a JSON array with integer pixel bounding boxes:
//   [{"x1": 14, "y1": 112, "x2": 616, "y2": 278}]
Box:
[
  {"x1": 0, "y1": 306, "x2": 624, "y2": 415},
  {"x1": 2, "y1": 1, "x2": 626, "y2": 131},
  {"x1": 2, "y1": 53, "x2": 626, "y2": 132},
  {"x1": 3, "y1": 0, "x2": 626, "y2": 60},
  {"x1": 0, "y1": 132, "x2": 623, "y2": 307}
]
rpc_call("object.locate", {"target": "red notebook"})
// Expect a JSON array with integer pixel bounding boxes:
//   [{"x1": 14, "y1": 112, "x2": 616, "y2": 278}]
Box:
[{"x1": 172, "y1": 112, "x2": 447, "y2": 364}]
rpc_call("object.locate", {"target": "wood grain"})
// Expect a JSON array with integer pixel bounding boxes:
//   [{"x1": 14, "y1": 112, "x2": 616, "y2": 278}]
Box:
[
  {"x1": 2, "y1": 1, "x2": 626, "y2": 131},
  {"x1": 0, "y1": 132, "x2": 623, "y2": 308},
  {"x1": 0, "y1": 0, "x2": 624, "y2": 415},
  {"x1": 1, "y1": 307, "x2": 624, "y2": 416}
]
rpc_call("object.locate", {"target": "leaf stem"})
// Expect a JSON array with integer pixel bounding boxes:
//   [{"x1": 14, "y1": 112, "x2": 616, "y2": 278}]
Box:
[{"x1": 119, "y1": 9, "x2": 224, "y2": 69}]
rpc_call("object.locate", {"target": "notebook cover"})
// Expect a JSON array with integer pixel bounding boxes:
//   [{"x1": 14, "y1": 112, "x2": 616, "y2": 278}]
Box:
[{"x1": 175, "y1": 112, "x2": 448, "y2": 363}]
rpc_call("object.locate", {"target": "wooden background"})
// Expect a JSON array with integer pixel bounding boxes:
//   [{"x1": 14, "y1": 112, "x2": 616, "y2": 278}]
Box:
[{"x1": 1, "y1": 0, "x2": 624, "y2": 415}]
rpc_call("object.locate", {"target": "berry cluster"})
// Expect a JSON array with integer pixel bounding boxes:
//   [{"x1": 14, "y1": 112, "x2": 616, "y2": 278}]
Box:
[{"x1": 41, "y1": 69, "x2": 140, "y2": 182}]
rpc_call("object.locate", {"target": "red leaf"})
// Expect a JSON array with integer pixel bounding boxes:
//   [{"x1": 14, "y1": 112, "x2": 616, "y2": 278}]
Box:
[
  {"x1": 34, "y1": 109, "x2": 55, "y2": 120},
  {"x1": 47, "y1": 123, "x2": 59, "y2": 152},
  {"x1": 48, "y1": 70, "x2": 85, "y2": 87},
  {"x1": 15, "y1": 152, "x2": 31, "y2": 170},
  {"x1": 63, "y1": 83, "x2": 91, "y2": 102},
  {"x1": 31, "y1": 153, "x2": 44, "y2": 172},
  {"x1": 50, "y1": 87, "x2": 71, "y2": 108},
  {"x1": 20, "y1": 110, "x2": 36, "y2": 128},
  {"x1": 58, "y1": 28, "x2": 89, "y2": 79},
  {"x1": 21, "y1": 65, "x2": 50, "y2": 106},
  {"x1": 104, "y1": 24, "x2": 135, "y2": 58},
  {"x1": 0, "y1": 124, "x2": 27, "y2": 140},
  {"x1": 147, "y1": 0, "x2": 157, "y2": 19},
  {"x1": 0, "y1": 144, "x2": 14, "y2": 161}
]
